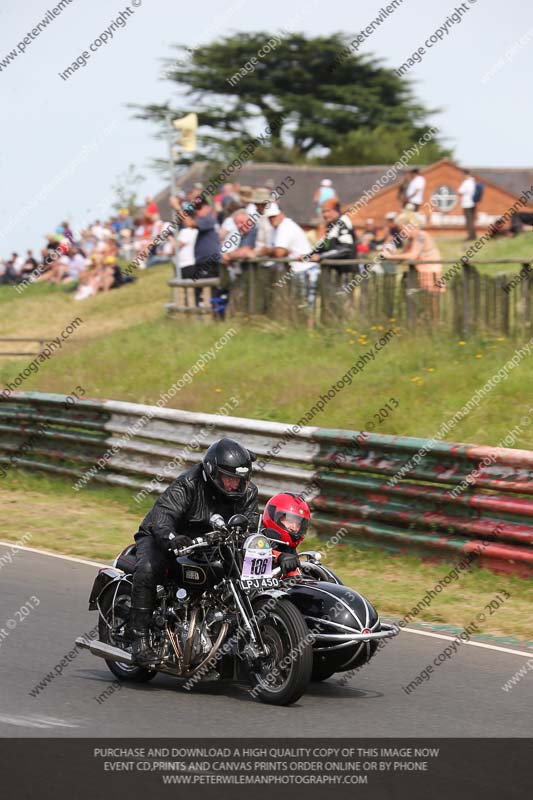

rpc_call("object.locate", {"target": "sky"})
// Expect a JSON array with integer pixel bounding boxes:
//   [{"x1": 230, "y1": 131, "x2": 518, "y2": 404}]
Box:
[{"x1": 0, "y1": 0, "x2": 532, "y2": 256}]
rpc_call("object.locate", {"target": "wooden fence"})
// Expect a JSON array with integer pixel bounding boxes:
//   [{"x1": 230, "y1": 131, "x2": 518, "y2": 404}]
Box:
[{"x1": 168, "y1": 259, "x2": 533, "y2": 337}]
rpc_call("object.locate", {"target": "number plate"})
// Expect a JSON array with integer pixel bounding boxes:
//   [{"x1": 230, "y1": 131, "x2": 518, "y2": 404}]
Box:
[{"x1": 239, "y1": 577, "x2": 280, "y2": 591}]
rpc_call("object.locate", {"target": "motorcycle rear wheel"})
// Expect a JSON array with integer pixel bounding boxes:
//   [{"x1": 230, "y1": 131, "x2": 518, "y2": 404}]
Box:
[
  {"x1": 249, "y1": 598, "x2": 312, "y2": 706},
  {"x1": 98, "y1": 583, "x2": 157, "y2": 683}
]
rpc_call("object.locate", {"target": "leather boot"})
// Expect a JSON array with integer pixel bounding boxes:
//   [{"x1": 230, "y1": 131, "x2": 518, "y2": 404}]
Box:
[{"x1": 130, "y1": 607, "x2": 159, "y2": 666}]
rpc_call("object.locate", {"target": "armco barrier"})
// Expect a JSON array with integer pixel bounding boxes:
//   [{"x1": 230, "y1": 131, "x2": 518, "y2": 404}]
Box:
[{"x1": 1, "y1": 392, "x2": 533, "y2": 577}]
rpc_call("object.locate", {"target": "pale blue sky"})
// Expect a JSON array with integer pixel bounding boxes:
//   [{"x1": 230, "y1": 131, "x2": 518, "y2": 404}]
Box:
[{"x1": 0, "y1": 0, "x2": 531, "y2": 256}]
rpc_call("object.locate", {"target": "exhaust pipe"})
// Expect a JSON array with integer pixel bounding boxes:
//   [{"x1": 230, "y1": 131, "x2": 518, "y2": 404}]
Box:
[{"x1": 75, "y1": 636, "x2": 133, "y2": 664}]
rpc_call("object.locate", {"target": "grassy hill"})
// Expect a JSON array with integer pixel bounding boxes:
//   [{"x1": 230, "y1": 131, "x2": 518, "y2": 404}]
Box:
[{"x1": 1, "y1": 261, "x2": 533, "y2": 446}]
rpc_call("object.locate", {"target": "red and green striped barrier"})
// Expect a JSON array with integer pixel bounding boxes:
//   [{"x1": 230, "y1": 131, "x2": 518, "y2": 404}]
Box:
[{"x1": 1, "y1": 392, "x2": 532, "y2": 577}]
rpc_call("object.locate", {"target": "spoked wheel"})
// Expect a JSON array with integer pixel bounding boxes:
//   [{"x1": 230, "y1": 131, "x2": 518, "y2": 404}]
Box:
[
  {"x1": 249, "y1": 598, "x2": 312, "y2": 706},
  {"x1": 98, "y1": 583, "x2": 156, "y2": 683}
]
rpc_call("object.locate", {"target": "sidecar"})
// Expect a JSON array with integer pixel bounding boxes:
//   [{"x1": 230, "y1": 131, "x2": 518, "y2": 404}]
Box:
[{"x1": 283, "y1": 577, "x2": 399, "y2": 681}]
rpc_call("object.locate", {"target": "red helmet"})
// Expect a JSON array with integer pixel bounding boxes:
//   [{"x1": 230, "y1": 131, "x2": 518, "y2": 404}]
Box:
[{"x1": 262, "y1": 493, "x2": 310, "y2": 546}]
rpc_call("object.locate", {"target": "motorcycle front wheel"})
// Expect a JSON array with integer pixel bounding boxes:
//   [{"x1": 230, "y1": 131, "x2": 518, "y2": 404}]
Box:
[{"x1": 249, "y1": 598, "x2": 312, "y2": 706}]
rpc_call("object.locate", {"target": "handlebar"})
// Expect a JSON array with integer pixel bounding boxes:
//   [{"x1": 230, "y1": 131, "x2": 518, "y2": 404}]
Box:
[{"x1": 172, "y1": 528, "x2": 227, "y2": 558}]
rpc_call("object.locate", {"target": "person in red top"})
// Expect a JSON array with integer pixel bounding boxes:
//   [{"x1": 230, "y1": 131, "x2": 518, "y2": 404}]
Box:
[
  {"x1": 261, "y1": 493, "x2": 311, "y2": 576},
  {"x1": 145, "y1": 196, "x2": 159, "y2": 217}
]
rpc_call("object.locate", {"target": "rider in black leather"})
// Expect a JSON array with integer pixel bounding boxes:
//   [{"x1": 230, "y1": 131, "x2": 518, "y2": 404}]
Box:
[{"x1": 131, "y1": 438, "x2": 259, "y2": 665}]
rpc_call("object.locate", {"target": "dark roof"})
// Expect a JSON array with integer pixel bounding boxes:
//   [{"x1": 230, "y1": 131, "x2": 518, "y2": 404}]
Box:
[
  {"x1": 154, "y1": 161, "x2": 533, "y2": 225},
  {"x1": 473, "y1": 167, "x2": 533, "y2": 198}
]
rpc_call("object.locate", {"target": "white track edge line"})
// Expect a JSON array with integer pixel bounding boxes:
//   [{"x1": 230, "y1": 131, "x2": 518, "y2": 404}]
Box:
[
  {"x1": 1, "y1": 541, "x2": 532, "y2": 659},
  {"x1": 0, "y1": 541, "x2": 108, "y2": 569},
  {"x1": 402, "y1": 626, "x2": 532, "y2": 658}
]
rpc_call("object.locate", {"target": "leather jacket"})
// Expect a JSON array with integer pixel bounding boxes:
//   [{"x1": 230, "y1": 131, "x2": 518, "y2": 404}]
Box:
[{"x1": 135, "y1": 463, "x2": 259, "y2": 549}]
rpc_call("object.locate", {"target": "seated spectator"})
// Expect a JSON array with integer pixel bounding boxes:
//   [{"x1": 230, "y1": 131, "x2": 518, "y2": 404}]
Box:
[
  {"x1": 145, "y1": 196, "x2": 159, "y2": 217},
  {"x1": 42, "y1": 234, "x2": 61, "y2": 262},
  {"x1": 21, "y1": 250, "x2": 38, "y2": 278},
  {"x1": 511, "y1": 211, "x2": 533, "y2": 236},
  {"x1": 64, "y1": 248, "x2": 88, "y2": 283},
  {"x1": 10, "y1": 252, "x2": 25, "y2": 278},
  {"x1": 74, "y1": 254, "x2": 102, "y2": 300}
]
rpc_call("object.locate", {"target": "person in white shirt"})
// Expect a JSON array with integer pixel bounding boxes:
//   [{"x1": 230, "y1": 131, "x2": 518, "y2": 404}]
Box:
[
  {"x1": 404, "y1": 168, "x2": 426, "y2": 210},
  {"x1": 262, "y1": 203, "x2": 317, "y2": 304},
  {"x1": 263, "y1": 203, "x2": 312, "y2": 270},
  {"x1": 458, "y1": 169, "x2": 477, "y2": 241},
  {"x1": 177, "y1": 220, "x2": 198, "y2": 272},
  {"x1": 252, "y1": 187, "x2": 275, "y2": 253},
  {"x1": 11, "y1": 253, "x2": 25, "y2": 276}
]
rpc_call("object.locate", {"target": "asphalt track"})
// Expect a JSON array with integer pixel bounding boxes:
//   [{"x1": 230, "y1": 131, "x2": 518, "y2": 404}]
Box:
[{"x1": 0, "y1": 542, "x2": 531, "y2": 738}]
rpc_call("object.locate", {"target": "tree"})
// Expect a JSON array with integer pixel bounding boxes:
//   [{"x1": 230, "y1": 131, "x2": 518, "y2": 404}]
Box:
[
  {"x1": 322, "y1": 124, "x2": 452, "y2": 166},
  {"x1": 132, "y1": 32, "x2": 451, "y2": 166}
]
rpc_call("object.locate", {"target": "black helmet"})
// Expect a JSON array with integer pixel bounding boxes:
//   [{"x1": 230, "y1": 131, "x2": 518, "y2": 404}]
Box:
[{"x1": 202, "y1": 438, "x2": 253, "y2": 498}]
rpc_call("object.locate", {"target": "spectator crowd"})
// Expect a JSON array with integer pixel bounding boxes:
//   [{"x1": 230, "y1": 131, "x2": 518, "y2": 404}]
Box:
[
  {"x1": 6, "y1": 164, "x2": 520, "y2": 308},
  {"x1": 0, "y1": 195, "x2": 174, "y2": 300}
]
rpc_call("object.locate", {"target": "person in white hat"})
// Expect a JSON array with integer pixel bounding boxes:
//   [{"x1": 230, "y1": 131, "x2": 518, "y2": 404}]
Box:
[
  {"x1": 261, "y1": 204, "x2": 311, "y2": 269},
  {"x1": 313, "y1": 178, "x2": 337, "y2": 214},
  {"x1": 261, "y1": 204, "x2": 317, "y2": 304}
]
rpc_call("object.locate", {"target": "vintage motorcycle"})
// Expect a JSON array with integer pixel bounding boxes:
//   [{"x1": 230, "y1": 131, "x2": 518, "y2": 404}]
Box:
[{"x1": 77, "y1": 515, "x2": 399, "y2": 704}]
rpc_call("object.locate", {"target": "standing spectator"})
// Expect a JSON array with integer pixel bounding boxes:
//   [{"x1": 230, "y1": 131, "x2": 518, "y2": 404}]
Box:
[
  {"x1": 222, "y1": 209, "x2": 258, "y2": 264},
  {"x1": 384, "y1": 212, "x2": 444, "y2": 303},
  {"x1": 404, "y1": 168, "x2": 425, "y2": 211},
  {"x1": 262, "y1": 204, "x2": 311, "y2": 265},
  {"x1": 238, "y1": 186, "x2": 255, "y2": 214},
  {"x1": 176, "y1": 213, "x2": 198, "y2": 277},
  {"x1": 218, "y1": 200, "x2": 242, "y2": 260},
  {"x1": 310, "y1": 199, "x2": 357, "y2": 282},
  {"x1": 252, "y1": 188, "x2": 275, "y2": 253},
  {"x1": 397, "y1": 171, "x2": 409, "y2": 205},
  {"x1": 313, "y1": 179, "x2": 337, "y2": 214},
  {"x1": 219, "y1": 183, "x2": 238, "y2": 216},
  {"x1": 263, "y1": 204, "x2": 314, "y2": 302},
  {"x1": 383, "y1": 212, "x2": 402, "y2": 249},
  {"x1": 458, "y1": 169, "x2": 477, "y2": 241},
  {"x1": 187, "y1": 199, "x2": 220, "y2": 307}
]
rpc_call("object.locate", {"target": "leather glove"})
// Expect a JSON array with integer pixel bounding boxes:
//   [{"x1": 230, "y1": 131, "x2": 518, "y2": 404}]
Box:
[
  {"x1": 163, "y1": 532, "x2": 193, "y2": 554},
  {"x1": 278, "y1": 551, "x2": 300, "y2": 577},
  {"x1": 210, "y1": 514, "x2": 227, "y2": 531}
]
